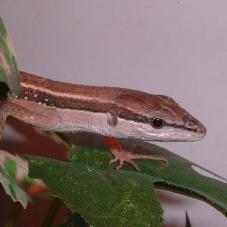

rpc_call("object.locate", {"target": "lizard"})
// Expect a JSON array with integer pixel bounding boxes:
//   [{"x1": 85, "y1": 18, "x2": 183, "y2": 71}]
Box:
[{"x1": 0, "y1": 71, "x2": 206, "y2": 170}]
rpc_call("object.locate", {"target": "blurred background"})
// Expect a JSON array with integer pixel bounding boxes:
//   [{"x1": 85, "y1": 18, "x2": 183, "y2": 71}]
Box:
[{"x1": 1, "y1": 0, "x2": 227, "y2": 226}]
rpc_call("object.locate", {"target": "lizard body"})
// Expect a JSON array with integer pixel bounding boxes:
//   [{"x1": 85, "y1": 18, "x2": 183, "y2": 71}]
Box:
[{"x1": 0, "y1": 72, "x2": 206, "y2": 169}]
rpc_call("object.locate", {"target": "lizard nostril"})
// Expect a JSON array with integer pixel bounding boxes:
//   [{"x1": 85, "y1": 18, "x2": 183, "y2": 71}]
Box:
[
  {"x1": 193, "y1": 123, "x2": 207, "y2": 139},
  {"x1": 185, "y1": 119, "x2": 207, "y2": 136},
  {"x1": 198, "y1": 124, "x2": 206, "y2": 135}
]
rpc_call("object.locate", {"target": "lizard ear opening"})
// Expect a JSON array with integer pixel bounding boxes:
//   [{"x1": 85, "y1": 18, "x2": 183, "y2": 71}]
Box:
[{"x1": 107, "y1": 113, "x2": 118, "y2": 127}]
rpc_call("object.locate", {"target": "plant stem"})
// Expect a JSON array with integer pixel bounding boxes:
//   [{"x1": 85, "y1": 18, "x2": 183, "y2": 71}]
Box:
[
  {"x1": 42, "y1": 198, "x2": 62, "y2": 227},
  {"x1": 4, "y1": 203, "x2": 22, "y2": 227}
]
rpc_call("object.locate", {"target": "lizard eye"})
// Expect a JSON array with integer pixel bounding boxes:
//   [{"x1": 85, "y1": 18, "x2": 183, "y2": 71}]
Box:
[{"x1": 151, "y1": 118, "x2": 165, "y2": 129}]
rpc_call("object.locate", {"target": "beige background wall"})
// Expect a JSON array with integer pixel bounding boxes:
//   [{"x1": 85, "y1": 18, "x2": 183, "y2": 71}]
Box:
[{"x1": 1, "y1": 1, "x2": 227, "y2": 226}]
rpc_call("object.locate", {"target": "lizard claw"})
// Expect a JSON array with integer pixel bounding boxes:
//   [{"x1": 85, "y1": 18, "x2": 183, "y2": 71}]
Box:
[
  {"x1": 109, "y1": 154, "x2": 141, "y2": 171},
  {"x1": 109, "y1": 157, "x2": 118, "y2": 165}
]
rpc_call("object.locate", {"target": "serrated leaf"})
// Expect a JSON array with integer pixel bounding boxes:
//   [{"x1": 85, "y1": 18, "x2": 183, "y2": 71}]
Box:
[
  {"x1": 67, "y1": 144, "x2": 227, "y2": 216},
  {"x1": 27, "y1": 156, "x2": 163, "y2": 227},
  {"x1": 0, "y1": 150, "x2": 31, "y2": 208},
  {"x1": 0, "y1": 17, "x2": 20, "y2": 96}
]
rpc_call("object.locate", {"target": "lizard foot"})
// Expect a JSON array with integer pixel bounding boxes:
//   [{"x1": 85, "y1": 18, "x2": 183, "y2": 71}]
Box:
[{"x1": 102, "y1": 136, "x2": 168, "y2": 171}]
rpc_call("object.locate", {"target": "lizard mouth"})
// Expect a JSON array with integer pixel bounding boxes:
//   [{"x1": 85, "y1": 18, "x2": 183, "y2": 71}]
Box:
[
  {"x1": 165, "y1": 120, "x2": 207, "y2": 141},
  {"x1": 142, "y1": 124, "x2": 207, "y2": 142}
]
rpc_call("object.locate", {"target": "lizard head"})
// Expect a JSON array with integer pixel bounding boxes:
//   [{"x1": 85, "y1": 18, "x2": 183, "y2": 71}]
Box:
[{"x1": 107, "y1": 92, "x2": 206, "y2": 142}]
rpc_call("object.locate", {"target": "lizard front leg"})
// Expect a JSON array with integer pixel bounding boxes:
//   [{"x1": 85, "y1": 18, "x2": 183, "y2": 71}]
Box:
[{"x1": 102, "y1": 136, "x2": 168, "y2": 171}]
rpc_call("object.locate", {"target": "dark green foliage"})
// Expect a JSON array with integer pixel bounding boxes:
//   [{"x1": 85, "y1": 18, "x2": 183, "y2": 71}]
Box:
[
  {"x1": 27, "y1": 155, "x2": 163, "y2": 227},
  {"x1": 25, "y1": 143, "x2": 227, "y2": 226},
  {"x1": 68, "y1": 144, "x2": 227, "y2": 215}
]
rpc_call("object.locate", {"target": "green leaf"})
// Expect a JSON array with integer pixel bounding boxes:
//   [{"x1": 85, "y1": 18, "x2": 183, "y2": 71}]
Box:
[
  {"x1": 68, "y1": 144, "x2": 227, "y2": 215},
  {"x1": 27, "y1": 156, "x2": 163, "y2": 227},
  {"x1": 0, "y1": 150, "x2": 31, "y2": 208},
  {"x1": 26, "y1": 139, "x2": 227, "y2": 225},
  {"x1": 0, "y1": 17, "x2": 20, "y2": 96}
]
